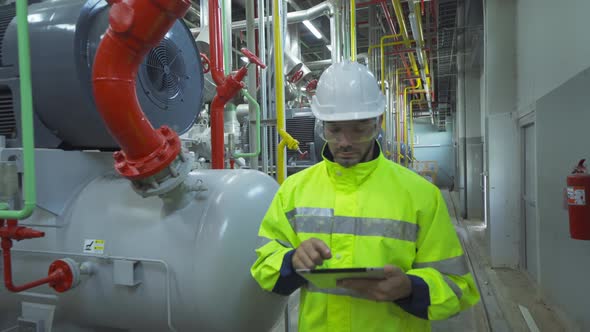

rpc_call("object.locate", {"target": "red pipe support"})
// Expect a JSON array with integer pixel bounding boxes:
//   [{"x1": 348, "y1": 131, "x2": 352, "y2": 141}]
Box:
[{"x1": 92, "y1": 0, "x2": 190, "y2": 180}]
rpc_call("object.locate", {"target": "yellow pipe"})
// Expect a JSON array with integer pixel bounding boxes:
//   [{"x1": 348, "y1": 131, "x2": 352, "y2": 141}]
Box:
[
  {"x1": 394, "y1": 68, "x2": 405, "y2": 164},
  {"x1": 379, "y1": 35, "x2": 403, "y2": 92},
  {"x1": 278, "y1": 129, "x2": 300, "y2": 153},
  {"x1": 273, "y1": 0, "x2": 286, "y2": 183},
  {"x1": 367, "y1": 40, "x2": 411, "y2": 56},
  {"x1": 413, "y1": 2, "x2": 432, "y2": 87},
  {"x1": 351, "y1": 0, "x2": 356, "y2": 61},
  {"x1": 403, "y1": 80, "x2": 421, "y2": 167},
  {"x1": 392, "y1": 0, "x2": 420, "y2": 80}
]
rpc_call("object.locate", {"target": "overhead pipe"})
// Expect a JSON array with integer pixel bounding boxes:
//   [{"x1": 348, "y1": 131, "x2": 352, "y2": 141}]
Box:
[
  {"x1": 92, "y1": 0, "x2": 191, "y2": 180},
  {"x1": 380, "y1": 36, "x2": 405, "y2": 92},
  {"x1": 372, "y1": 0, "x2": 416, "y2": 87},
  {"x1": 191, "y1": 2, "x2": 335, "y2": 33},
  {"x1": 391, "y1": 0, "x2": 421, "y2": 78}
]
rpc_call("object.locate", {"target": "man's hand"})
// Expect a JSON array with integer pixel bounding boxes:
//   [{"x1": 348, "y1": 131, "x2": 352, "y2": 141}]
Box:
[
  {"x1": 292, "y1": 238, "x2": 332, "y2": 270},
  {"x1": 337, "y1": 265, "x2": 412, "y2": 301}
]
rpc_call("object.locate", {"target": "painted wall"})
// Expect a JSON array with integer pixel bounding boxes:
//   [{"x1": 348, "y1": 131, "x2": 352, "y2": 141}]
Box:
[
  {"x1": 536, "y1": 68, "x2": 590, "y2": 331},
  {"x1": 413, "y1": 118, "x2": 455, "y2": 189},
  {"x1": 515, "y1": 0, "x2": 590, "y2": 115},
  {"x1": 483, "y1": 0, "x2": 519, "y2": 267}
]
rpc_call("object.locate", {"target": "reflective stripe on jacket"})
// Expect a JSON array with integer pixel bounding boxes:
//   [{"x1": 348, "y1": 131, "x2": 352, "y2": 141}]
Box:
[{"x1": 251, "y1": 147, "x2": 480, "y2": 332}]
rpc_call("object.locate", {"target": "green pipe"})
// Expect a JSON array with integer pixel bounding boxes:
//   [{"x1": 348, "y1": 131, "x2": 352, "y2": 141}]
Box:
[
  {"x1": 233, "y1": 89, "x2": 261, "y2": 158},
  {"x1": 0, "y1": 0, "x2": 37, "y2": 219}
]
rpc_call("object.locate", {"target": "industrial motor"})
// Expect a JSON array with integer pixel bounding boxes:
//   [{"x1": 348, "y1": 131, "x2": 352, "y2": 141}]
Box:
[{"x1": 0, "y1": 0, "x2": 204, "y2": 149}]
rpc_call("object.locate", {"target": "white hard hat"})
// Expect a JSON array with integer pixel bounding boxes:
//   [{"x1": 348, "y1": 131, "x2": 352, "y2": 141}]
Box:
[{"x1": 311, "y1": 60, "x2": 385, "y2": 122}]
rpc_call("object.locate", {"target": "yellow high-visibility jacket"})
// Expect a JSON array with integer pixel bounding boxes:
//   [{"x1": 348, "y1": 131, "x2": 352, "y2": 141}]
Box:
[{"x1": 251, "y1": 146, "x2": 480, "y2": 331}]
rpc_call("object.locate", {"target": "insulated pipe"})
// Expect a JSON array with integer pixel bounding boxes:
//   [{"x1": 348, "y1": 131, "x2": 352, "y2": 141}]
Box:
[
  {"x1": 92, "y1": 0, "x2": 190, "y2": 180},
  {"x1": 258, "y1": 0, "x2": 269, "y2": 174}
]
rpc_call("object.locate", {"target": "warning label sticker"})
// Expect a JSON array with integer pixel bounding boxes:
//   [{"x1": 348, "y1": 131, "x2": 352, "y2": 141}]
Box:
[
  {"x1": 83, "y1": 239, "x2": 105, "y2": 254},
  {"x1": 567, "y1": 187, "x2": 586, "y2": 206}
]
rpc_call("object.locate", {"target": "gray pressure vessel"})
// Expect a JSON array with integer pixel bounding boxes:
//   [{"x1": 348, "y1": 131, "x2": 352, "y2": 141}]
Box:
[{"x1": 0, "y1": 168, "x2": 287, "y2": 331}]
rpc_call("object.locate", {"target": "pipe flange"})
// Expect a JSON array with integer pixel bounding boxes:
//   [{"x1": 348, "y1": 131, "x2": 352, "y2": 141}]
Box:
[
  {"x1": 131, "y1": 151, "x2": 194, "y2": 198},
  {"x1": 48, "y1": 258, "x2": 80, "y2": 293},
  {"x1": 113, "y1": 126, "x2": 182, "y2": 180}
]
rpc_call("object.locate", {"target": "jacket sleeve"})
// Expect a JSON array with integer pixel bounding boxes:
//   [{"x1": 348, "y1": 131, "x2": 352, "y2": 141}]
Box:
[
  {"x1": 404, "y1": 189, "x2": 480, "y2": 320},
  {"x1": 250, "y1": 186, "x2": 305, "y2": 294}
]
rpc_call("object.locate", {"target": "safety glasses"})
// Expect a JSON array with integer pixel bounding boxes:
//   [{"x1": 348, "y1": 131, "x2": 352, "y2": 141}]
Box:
[{"x1": 316, "y1": 118, "x2": 379, "y2": 144}]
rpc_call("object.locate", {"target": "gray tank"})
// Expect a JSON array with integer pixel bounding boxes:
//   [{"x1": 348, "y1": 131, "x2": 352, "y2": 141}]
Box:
[
  {"x1": 0, "y1": 152, "x2": 286, "y2": 331},
  {"x1": 0, "y1": 0, "x2": 204, "y2": 149}
]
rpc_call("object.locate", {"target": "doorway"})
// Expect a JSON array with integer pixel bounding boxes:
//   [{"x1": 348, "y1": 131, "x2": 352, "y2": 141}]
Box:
[{"x1": 522, "y1": 123, "x2": 539, "y2": 282}]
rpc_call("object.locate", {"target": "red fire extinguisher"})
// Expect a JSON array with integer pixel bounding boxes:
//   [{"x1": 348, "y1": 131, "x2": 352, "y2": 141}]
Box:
[{"x1": 566, "y1": 159, "x2": 590, "y2": 240}]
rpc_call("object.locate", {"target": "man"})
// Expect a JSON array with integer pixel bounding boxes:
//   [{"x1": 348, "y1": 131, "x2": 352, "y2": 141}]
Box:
[{"x1": 251, "y1": 61, "x2": 480, "y2": 331}]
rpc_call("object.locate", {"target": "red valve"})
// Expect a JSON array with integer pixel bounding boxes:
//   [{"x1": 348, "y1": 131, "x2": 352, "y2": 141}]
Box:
[
  {"x1": 298, "y1": 150, "x2": 309, "y2": 160},
  {"x1": 289, "y1": 70, "x2": 304, "y2": 83},
  {"x1": 306, "y1": 79, "x2": 318, "y2": 94},
  {"x1": 200, "y1": 53, "x2": 210, "y2": 74},
  {"x1": 240, "y1": 48, "x2": 266, "y2": 69}
]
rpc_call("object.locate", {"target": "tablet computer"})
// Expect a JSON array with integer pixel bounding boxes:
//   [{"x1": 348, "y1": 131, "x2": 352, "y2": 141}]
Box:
[{"x1": 296, "y1": 267, "x2": 386, "y2": 289}]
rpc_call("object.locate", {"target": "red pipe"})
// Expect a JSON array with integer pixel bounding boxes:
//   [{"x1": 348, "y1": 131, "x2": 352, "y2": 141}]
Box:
[
  {"x1": 207, "y1": 1, "x2": 266, "y2": 169},
  {"x1": 380, "y1": 1, "x2": 415, "y2": 85},
  {"x1": 209, "y1": 0, "x2": 225, "y2": 86},
  {"x1": 209, "y1": 0, "x2": 226, "y2": 169},
  {"x1": 92, "y1": 0, "x2": 190, "y2": 180},
  {"x1": 1, "y1": 220, "x2": 73, "y2": 293},
  {"x1": 357, "y1": 0, "x2": 384, "y2": 7},
  {"x1": 386, "y1": 47, "x2": 431, "y2": 56}
]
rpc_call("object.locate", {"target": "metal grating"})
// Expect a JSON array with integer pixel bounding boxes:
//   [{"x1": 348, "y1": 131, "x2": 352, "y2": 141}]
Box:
[
  {"x1": 0, "y1": 85, "x2": 16, "y2": 138},
  {"x1": 436, "y1": 0, "x2": 458, "y2": 110},
  {"x1": 0, "y1": 3, "x2": 16, "y2": 66}
]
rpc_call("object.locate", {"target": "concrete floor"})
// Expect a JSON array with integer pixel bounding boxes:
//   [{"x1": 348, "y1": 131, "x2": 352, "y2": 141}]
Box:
[{"x1": 271, "y1": 190, "x2": 569, "y2": 332}]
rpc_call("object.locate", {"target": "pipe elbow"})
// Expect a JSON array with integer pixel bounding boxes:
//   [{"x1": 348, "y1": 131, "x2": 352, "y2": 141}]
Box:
[{"x1": 91, "y1": 0, "x2": 191, "y2": 180}]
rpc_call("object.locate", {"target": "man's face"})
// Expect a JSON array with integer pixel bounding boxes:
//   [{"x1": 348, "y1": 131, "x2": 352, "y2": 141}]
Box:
[{"x1": 323, "y1": 117, "x2": 381, "y2": 168}]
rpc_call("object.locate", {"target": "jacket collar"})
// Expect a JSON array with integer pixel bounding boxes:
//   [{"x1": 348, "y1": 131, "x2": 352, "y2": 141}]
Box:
[{"x1": 322, "y1": 142, "x2": 383, "y2": 186}]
